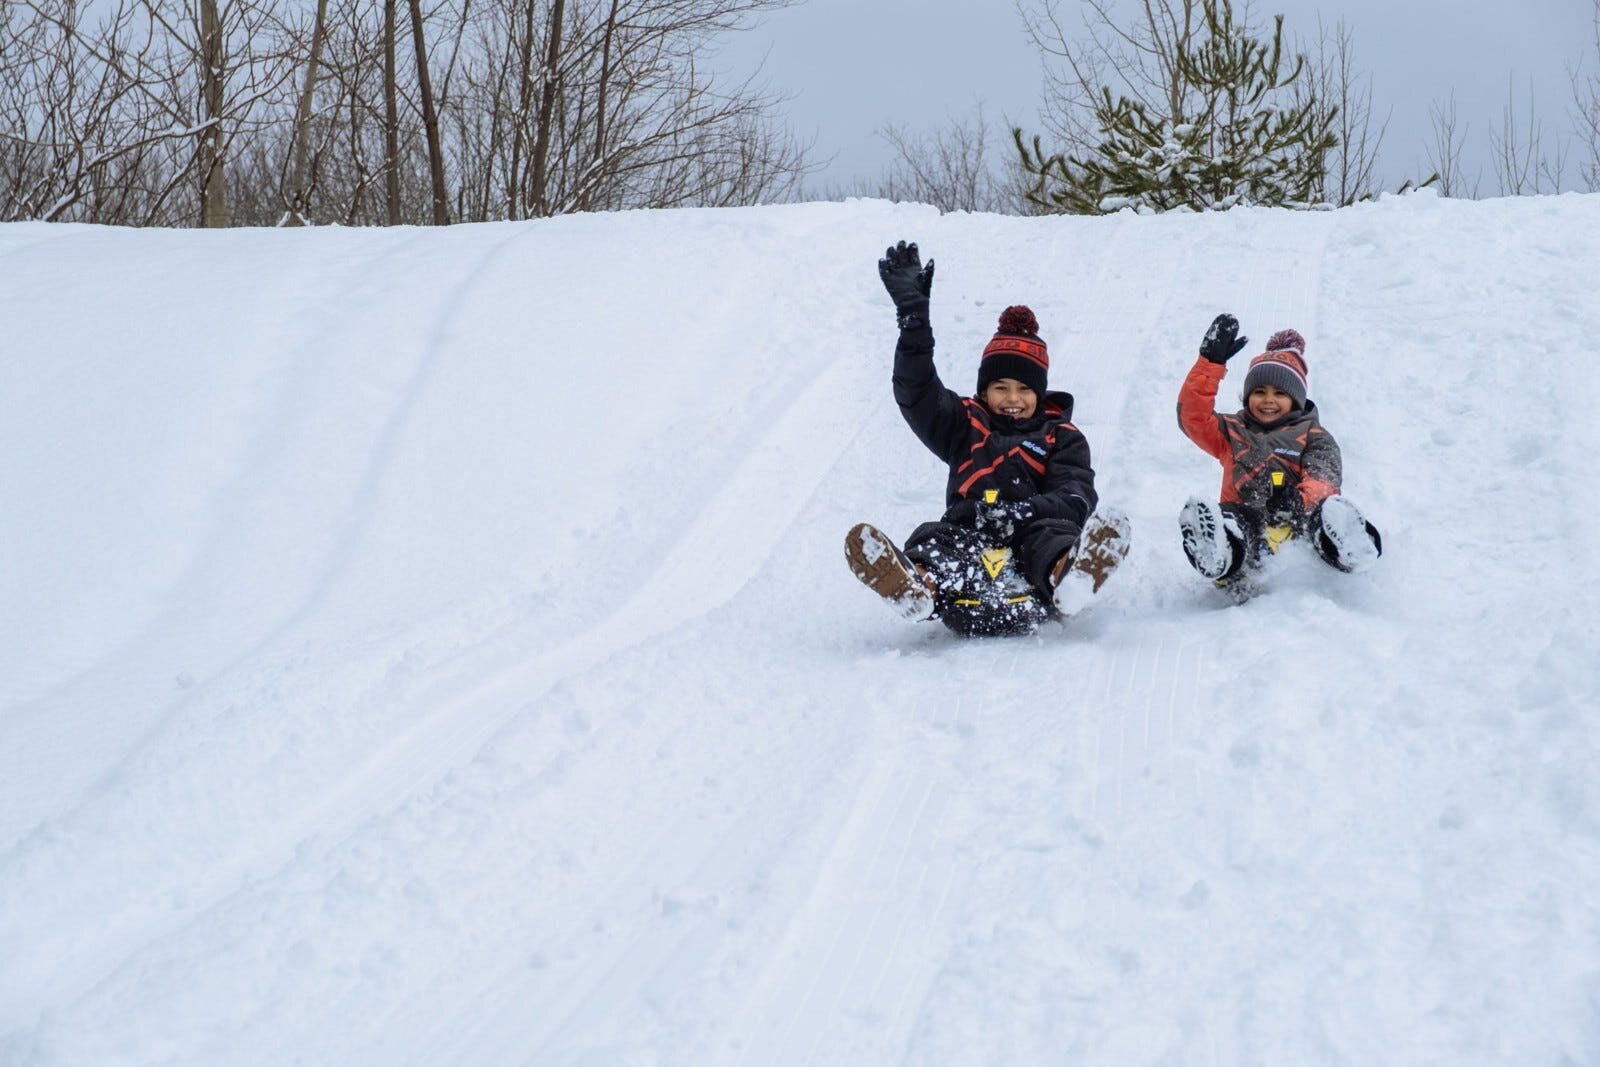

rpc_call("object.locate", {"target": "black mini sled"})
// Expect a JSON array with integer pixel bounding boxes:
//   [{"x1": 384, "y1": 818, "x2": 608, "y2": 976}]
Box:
[{"x1": 844, "y1": 511, "x2": 1129, "y2": 638}]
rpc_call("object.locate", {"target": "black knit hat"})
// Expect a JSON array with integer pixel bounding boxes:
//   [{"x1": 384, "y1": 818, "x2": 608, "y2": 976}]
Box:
[
  {"x1": 1241, "y1": 328, "x2": 1308, "y2": 410},
  {"x1": 977, "y1": 306, "x2": 1049, "y2": 396}
]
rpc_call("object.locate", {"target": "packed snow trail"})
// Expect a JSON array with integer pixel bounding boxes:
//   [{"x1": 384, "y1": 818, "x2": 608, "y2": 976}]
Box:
[{"x1": 2, "y1": 194, "x2": 1599, "y2": 1066}]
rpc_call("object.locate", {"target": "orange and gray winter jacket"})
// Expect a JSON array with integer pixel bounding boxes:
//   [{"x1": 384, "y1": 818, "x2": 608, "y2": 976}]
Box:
[
  {"x1": 1176, "y1": 356, "x2": 1341, "y2": 518},
  {"x1": 894, "y1": 323, "x2": 1097, "y2": 528}
]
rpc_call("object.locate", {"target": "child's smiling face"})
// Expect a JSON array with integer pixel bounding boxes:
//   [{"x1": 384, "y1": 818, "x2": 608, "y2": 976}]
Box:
[
  {"x1": 1247, "y1": 384, "x2": 1297, "y2": 423},
  {"x1": 983, "y1": 378, "x2": 1038, "y2": 420}
]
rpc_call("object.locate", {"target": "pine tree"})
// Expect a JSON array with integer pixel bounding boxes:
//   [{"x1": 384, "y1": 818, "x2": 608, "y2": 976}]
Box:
[{"x1": 1017, "y1": 0, "x2": 1337, "y2": 214}]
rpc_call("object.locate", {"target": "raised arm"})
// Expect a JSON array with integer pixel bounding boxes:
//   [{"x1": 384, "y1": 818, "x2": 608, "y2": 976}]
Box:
[
  {"x1": 879, "y1": 240, "x2": 967, "y2": 462},
  {"x1": 1177, "y1": 313, "x2": 1248, "y2": 460}
]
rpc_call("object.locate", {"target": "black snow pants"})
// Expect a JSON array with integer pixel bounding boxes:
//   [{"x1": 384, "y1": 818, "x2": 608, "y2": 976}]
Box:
[{"x1": 1211, "y1": 501, "x2": 1380, "y2": 578}]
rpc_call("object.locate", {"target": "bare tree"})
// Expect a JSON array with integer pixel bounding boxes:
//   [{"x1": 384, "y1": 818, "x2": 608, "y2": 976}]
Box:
[
  {"x1": 3, "y1": 0, "x2": 810, "y2": 225},
  {"x1": 2, "y1": 0, "x2": 292, "y2": 225},
  {"x1": 229, "y1": 0, "x2": 442, "y2": 226},
  {"x1": 324, "y1": 0, "x2": 412, "y2": 224},
  {"x1": 1491, "y1": 75, "x2": 1567, "y2": 195},
  {"x1": 1295, "y1": 17, "x2": 1387, "y2": 205},
  {"x1": 450, "y1": 0, "x2": 810, "y2": 220},
  {"x1": 196, "y1": 0, "x2": 229, "y2": 224},
  {"x1": 1423, "y1": 92, "x2": 1476, "y2": 198},
  {"x1": 0, "y1": 0, "x2": 174, "y2": 221},
  {"x1": 833, "y1": 103, "x2": 1018, "y2": 214},
  {"x1": 407, "y1": 0, "x2": 449, "y2": 222},
  {"x1": 525, "y1": 0, "x2": 563, "y2": 217},
  {"x1": 1018, "y1": 0, "x2": 1203, "y2": 161},
  {"x1": 383, "y1": 0, "x2": 401, "y2": 221},
  {"x1": 128, "y1": 0, "x2": 290, "y2": 225},
  {"x1": 1571, "y1": 0, "x2": 1600, "y2": 191},
  {"x1": 283, "y1": 0, "x2": 333, "y2": 223}
]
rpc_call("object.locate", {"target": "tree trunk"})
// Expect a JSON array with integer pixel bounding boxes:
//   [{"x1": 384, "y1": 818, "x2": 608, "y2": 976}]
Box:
[
  {"x1": 384, "y1": 0, "x2": 401, "y2": 224},
  {"x1": 408, "y1": 0, "x2": 449, "y2": 225},
  {"x1": 528, "y1": 0, "x2": 563, "y2": 217},
  {"x1": 197, "y1": 0, "x2": 229, "y2": 227},
  {"x1": 508, "y1": 0, "x2": 537, "y2": 218},
  {"x1": 593, "y1": 0, "x2": 618, "y2": 162},
  {"x1": 284, "y1": 0, "x2": 331, "y2": 225}
]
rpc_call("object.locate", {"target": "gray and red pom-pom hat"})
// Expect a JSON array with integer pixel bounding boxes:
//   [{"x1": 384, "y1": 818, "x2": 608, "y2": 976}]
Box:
[{"x1": 1241, "y1": 328, "x2": 1308, "y2": 409}]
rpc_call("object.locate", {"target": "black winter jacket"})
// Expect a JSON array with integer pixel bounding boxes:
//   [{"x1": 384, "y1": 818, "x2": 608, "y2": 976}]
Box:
[{"x1": 892, "y1": 323, "x2": 1097, "y2": 528}]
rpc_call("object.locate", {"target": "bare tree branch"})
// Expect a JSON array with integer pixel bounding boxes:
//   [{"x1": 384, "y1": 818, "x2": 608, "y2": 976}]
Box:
[
  {"x1": 1570, "y1": 0, "x2": 1600, "y2": 191},
  {"x1": 1425, "y1": 92, "x2": 1477, "y2": 199},
  {"x1": 1490, "y1": 75, "x2": 1566, "y2": 196}
]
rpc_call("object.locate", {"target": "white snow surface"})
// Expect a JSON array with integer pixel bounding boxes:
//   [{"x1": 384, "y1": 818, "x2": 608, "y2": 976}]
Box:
[{"x1": 3, "y1": 192, "x2": 1600, "y2": 1066}]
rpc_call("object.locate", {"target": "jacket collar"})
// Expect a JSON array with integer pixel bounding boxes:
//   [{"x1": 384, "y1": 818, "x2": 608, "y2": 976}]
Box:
[{"x1": 1239, "y1": 397, "x2": 1319, "y2": 433}]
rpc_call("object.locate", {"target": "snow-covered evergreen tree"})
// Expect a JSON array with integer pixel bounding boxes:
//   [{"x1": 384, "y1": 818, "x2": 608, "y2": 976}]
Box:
[{"x1": 1016, "y1": 0, "x2": 1336, "y2": 214}]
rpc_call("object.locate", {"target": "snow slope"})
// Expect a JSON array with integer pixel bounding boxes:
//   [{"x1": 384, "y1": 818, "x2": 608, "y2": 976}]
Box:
[{"x1": 2, "y1": 192, "x2": 1598, "y2": 1066}]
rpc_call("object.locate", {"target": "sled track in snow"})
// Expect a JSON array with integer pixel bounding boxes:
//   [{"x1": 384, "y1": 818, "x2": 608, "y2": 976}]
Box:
[
  {"x1": 0, "y1": 227, "x2": 457, "y2": 853},
  {"x1": 0, "y1": 228, "x2": 440, "y2": 841},
  {"x1": 11, "y1": 217, "x2": 862, "y2": 1033},
  {"x1": 0, "y1": 223, "x2": 552, "y2": 1030},
  {"x1": 716, "y1": 756, "x2": 969, "y2": 1067},
  {"x1": 368, "y1": 351, "x2": 892, "y2": 1060},
  {"x1": 1, "y1": 225, "x2": 890, "y2": 1053},
  {"x1": 23, "y1": 342, "x2": 882, "y2": 1059}
]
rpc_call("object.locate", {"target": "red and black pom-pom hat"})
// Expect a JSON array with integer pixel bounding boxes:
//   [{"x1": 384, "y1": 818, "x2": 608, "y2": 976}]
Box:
[{"x1": 977, "y1": 305, "x2": 1049, "y2": 395}]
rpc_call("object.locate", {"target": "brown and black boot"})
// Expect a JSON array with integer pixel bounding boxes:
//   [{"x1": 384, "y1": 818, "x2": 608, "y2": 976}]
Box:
[{"x1": 844, "y1": 523, "x2": 937, "y2": 621}]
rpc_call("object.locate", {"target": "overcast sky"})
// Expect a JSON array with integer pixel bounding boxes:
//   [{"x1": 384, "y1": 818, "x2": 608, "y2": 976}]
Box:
[{"x1": 723, "y1": 0, "x2": 1597, "y2": 197}]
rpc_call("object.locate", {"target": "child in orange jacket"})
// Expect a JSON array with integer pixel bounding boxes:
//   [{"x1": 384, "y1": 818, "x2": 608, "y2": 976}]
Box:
[{"x1": 1176, "y1": 313, "x2": 1381, "y2": 584}]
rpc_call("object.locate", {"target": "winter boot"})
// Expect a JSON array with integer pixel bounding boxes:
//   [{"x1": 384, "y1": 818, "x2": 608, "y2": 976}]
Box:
[
  {"x1": 1052, "y1": 508, "x2": 1132, "y2": 615},
  {"x1": 845, "y1": 523, "x2": 937, "y2": 621},
  {"x1": 1314, "y1": 496, "x2": 1382, "y2": 573},
  {"x1": 1179, "y1": 497, "x2": 1243, "y2": 581}
]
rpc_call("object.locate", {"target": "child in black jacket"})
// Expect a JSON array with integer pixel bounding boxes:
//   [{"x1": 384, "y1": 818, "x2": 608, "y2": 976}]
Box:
[{"x1": 845, "y1": 240, "x2": 1127, "y2": 634}]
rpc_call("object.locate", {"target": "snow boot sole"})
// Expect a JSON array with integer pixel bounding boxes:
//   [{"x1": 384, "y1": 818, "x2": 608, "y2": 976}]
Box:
[
  {"x1": 1317, "y1": 496, "x2": 1381, "y2": 573},
  {"x1": 1053, "y1": 508, "x2": 1132, "y2": 616},
  {"x1": 1179, "y1": 497, "x2": 1234, "y2": 581},
  {"x1": 845, "y1": 523, "x2": 936, "y2": 621}
]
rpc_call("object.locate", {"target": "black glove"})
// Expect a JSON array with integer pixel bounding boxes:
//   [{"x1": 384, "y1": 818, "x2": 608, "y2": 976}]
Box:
[
  {"x1": 878, "y1": 240, "x2": 935, "y2": 330},
  {"x1": 942, "y1": 498, "x2": 978, "y2": 525},
  {"x1": 1200, "y1": 313, "x2": 1249, "y2": 364},
  {"x1": 975, "y1": 499, "x2": 1037, "y2": 542}
]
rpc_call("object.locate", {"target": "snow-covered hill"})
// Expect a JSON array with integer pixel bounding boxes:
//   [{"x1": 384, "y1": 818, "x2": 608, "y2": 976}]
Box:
[{"x1": 2, "y1": 193, "x2": 1598, "y2": 1066}]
